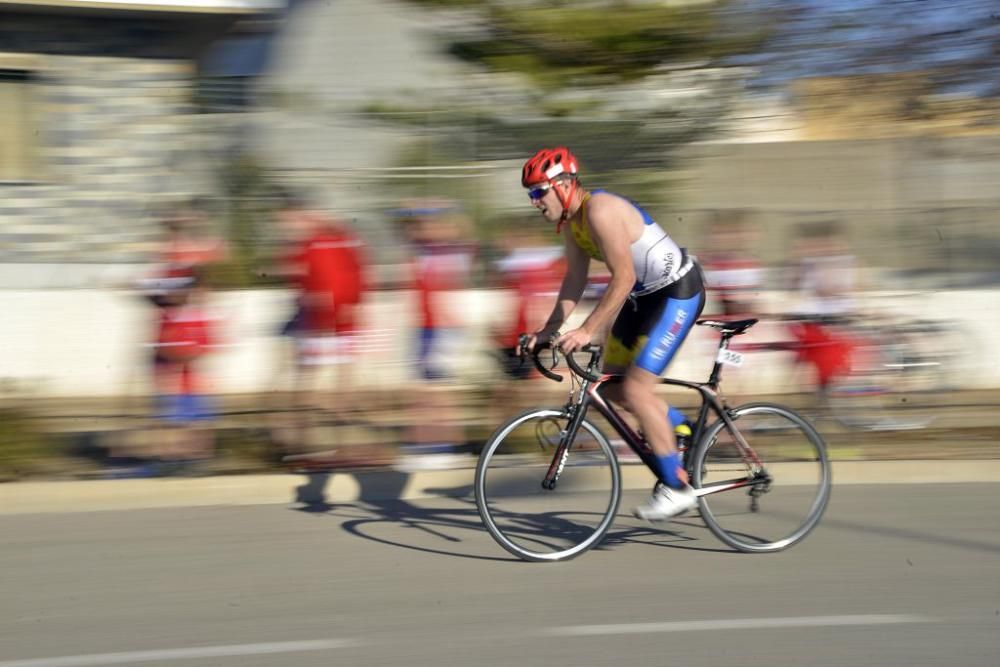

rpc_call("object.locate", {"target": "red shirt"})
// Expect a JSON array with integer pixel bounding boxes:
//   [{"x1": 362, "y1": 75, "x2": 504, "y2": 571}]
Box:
[
  {"x1": 291, "y1": 226, "x2": 366, "y2": 333},
  {"x1": 154, "y1": 305, "x2": 215, "y2": 394}
]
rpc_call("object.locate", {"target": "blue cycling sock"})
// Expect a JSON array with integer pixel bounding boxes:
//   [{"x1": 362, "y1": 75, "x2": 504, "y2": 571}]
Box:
[
  {"x1": 667, "y1": 406, "x2": 688, "y2": 429},
  {"x1": 655, "y1": 451, "x2": 685, "y2": 489}
]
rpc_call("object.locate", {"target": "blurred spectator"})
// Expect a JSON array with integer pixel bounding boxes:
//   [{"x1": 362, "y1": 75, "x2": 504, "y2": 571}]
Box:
[
  {"x1": 160, "y1": 197, "x2": 228, "y2": 270},
  {"x1": 790, "y1": 220, "x2": 858, "y2": 318},
  {"x1": 490, "y1": 225, "x2": 565, "y2": 380},
  {"x1": 272, "y1": 188, "x2": 368, "y2": 453},
  {"x1": 402, "y1": 200, "x2": 477, "y2": 381},
  {"x1": 700, "y1": 210, "x2": 765, "y2": 320},
  {"x1": 786, "y1": 220, "x2": 860, "y2": 390},
  {"x1": 122, "y1": 199, "x2": 227, "y2": 474},
  {"x1": 484, "y1": 224, "x2": 566, "y2": 423},
  {"x1": 395, "y1": 200, "x2": 477, "y2": 470},
  {"x1": 136, "y1": 198, "x2": 228, "y2": 307},
  {"x1": 149, "y1": 268, "x2": 220, "y2": 471}
]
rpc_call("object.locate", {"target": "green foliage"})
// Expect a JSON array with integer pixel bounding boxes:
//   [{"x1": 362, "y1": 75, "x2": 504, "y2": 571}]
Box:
[
  {"x1": 411, "y1": 1, "x2": 768, "y2": 88},
  {"x1": 365, "y1": 2, "x2": 762, "y2": 172},
  {"x1": 0, "y1": 409, "x2": 53, "y2": 480},
  {"x1": 369, "y1": 1, "x2": 766, "y2": 237},
  {"x1": 211, "y1": 154, "x2": 284, "y2": 288}
]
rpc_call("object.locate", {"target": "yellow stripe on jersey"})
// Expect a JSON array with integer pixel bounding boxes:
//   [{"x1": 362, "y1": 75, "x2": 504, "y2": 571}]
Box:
[{"x1": 570, "y1": 193, "x2": 603, "y2": 261}]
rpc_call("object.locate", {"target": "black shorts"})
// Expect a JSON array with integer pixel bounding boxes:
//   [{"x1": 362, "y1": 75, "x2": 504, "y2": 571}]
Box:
[{"x1": 605, "y1": 265, "x2": 706, "y2": 374}]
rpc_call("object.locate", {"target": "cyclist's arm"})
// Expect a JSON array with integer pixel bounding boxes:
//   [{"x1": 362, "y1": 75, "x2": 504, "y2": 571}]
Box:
[
  {"x1": 577, "y1": 198, "x2": 635, "y2": 338},
  {"x1": 537, "y1": 229, "x2": 589, "y2": 335}
]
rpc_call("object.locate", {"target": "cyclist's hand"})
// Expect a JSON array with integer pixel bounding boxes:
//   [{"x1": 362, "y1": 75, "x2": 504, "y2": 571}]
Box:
[
  {"x1": 519, "y1": 329, "x2": 556, "y2": 355},
  {"x1": 556, "y1": 327, "x2": 593, "y2": 355}
]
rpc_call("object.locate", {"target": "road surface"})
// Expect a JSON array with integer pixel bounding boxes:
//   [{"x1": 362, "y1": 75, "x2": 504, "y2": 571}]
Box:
[{"x1": 1, "y1": 483, "x2": 998, "y2": 666}]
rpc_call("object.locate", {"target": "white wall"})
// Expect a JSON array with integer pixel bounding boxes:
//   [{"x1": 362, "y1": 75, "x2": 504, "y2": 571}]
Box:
[{"x1": 0, "y1": 287, "x2": 994, "y2": 398}]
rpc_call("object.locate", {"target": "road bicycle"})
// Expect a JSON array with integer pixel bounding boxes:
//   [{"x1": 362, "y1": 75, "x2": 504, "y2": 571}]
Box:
[{"x1": 474, "y1": 318, "x2": 831, "y2": 562}]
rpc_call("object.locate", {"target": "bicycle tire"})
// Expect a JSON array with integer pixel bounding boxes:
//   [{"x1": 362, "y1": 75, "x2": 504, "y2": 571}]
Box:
[
  {"x1": 475, "y1": 408, "x2": 621, "y2": 562},
  {"x1": 692, "y1": 402, "x2": 831, "y2": 553}
]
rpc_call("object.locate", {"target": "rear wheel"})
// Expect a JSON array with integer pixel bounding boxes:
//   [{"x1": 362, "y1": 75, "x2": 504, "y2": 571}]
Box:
[{"x1": 692, "y1": 402, "x2": 831, "y2": 553}]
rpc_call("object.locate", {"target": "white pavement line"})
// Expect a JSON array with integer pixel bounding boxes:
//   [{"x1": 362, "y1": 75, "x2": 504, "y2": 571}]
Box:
[
  {"x1": 543, "y1": 614, "x2": 936, "y2": 637},
  {"x1": 0, "y1": 639, "x2": 359, "y2": 667}
]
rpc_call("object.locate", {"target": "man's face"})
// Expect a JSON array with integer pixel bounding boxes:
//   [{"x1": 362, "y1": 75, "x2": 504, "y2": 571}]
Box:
[{"x1": 528, "y1": 182, "x2": 562, "y2": 224}]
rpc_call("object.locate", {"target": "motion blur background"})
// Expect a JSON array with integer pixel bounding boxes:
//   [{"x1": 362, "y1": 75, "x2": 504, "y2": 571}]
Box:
[{"x1": 2, "y1": 0, "x2": 999, "y2": 478}]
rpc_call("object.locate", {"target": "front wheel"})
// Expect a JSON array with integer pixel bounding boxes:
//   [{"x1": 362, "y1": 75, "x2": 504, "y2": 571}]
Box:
[
  {"x1": 692, "y1": 402, "x2": 831, "y2": 553},
  {"x1": 475, "y1": 408, "x2": 621, "y2": 562}
]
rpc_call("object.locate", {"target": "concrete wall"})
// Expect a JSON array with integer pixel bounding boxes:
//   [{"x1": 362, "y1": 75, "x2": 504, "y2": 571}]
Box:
[
  {"x1": 0, "y1": 15, "x2": 237, "y2": 265},
  {"x1": 680, "y1": 136, "x2": 1000, "y2": 212},
  {"x1": 0, "y1": 287, "x2": 994, "y2": 398},
  {"x1": 672, "y1": 137, "x2": 1000, "y2": 279}
]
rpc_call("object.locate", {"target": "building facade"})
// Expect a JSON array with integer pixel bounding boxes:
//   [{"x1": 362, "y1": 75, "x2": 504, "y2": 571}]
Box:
[{"x1": 0, "y1": 0, "x2": 279, "y2": 278}]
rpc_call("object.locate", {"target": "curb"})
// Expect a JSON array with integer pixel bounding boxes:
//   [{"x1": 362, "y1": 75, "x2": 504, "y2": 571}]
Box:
[{"x1": 1, "y1": 460, "x2": 999, "y2": 515}]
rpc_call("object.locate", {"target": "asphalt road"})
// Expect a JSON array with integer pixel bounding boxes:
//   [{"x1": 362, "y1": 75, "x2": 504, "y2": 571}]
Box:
[{"x1": 1, "y1": 484, "x2": 998, "y2": 667}]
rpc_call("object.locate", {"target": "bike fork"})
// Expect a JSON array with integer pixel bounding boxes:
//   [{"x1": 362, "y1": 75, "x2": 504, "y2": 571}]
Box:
[{"x1": 541, "y1": 394, "x2": 592, "y2": 491}]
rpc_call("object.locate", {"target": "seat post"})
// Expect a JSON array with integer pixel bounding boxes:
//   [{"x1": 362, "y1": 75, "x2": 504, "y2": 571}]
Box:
[{"x1": 707, "y1": 332, "x2": 734, "y2": 387}]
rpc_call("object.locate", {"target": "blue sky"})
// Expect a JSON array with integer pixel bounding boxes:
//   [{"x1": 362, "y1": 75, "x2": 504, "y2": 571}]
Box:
[{"x1": 727, "y1": 0, "x2": 1000, "y2": 96}]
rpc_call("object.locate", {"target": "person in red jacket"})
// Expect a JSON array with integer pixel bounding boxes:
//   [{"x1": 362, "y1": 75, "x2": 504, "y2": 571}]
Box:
[
  {"x1": 277, "y1": 190, "x2": 366, "y2": 365},
  {"x1": 393, "y1": 200, "x2": 476, "y2": 470},
  {"x1": 274, "y1": 189, "x2": 369, "y2": 450},
  {"x1": 388, "y1": 198, "x2": 477, "y2": 381}
]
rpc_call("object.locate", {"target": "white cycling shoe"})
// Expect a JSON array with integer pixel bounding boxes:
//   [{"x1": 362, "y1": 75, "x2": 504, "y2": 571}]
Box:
[{"x1": 633, "y1": 484, "x2": 698, "y2": 522}]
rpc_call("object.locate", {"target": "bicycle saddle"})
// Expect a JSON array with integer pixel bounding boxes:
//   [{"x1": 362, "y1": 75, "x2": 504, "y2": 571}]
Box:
[{"x1": 697, "y1": 318, "x2": 758, "y2": 335}]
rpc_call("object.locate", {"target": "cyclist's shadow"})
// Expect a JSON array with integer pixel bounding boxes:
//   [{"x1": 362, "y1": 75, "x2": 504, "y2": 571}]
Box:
[
  {"x1": 291, "y1": 471, "x2": 730, "y2": 559},
  {"x1": 292, "y1": 470, "x2": 516, "y2": 561},
  {"x1": 599, "y1": 518, "x2": 734, "y2": 554}
]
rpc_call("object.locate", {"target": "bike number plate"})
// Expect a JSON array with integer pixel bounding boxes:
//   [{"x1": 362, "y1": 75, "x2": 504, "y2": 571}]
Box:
[{"x1": 717, "y1": 349, "x2": 744, "y2": 367}]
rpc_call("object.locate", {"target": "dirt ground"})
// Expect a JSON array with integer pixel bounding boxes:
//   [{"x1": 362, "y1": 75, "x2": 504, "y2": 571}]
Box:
[{"x1": 4, "y1": 386, "x2": 997, "y2": 481}]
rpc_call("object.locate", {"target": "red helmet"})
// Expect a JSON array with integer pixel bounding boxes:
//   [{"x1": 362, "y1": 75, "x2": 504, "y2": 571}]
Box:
[{"x1": 521, "y1": 147, "x2": 579, "y2": 188}]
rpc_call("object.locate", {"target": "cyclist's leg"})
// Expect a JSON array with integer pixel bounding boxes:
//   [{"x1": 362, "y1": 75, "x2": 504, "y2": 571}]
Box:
[
  {"x1": 667, "y1": 405, "x2": 689, "y2": 429},
  {"x1": 622, "y1": 364, "x2": 684, "y2": 483},
  {"x1": 604, "y1": 296, "x2": 699, "y2": 474},
  {"x1": 604, "y1": 285, "x2": 700, "y2": 490},
  {"x1": 630, "y1": 280, "x2": 706, "y2": 520},
  {"x1": 601, "y1": 312, "x2": 691, "y2": 436}
]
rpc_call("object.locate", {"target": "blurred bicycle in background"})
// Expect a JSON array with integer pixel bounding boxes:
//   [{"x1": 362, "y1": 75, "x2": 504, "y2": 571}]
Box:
[{"x1": 732, "y1": 313, "x2": 975, "y2": 431}]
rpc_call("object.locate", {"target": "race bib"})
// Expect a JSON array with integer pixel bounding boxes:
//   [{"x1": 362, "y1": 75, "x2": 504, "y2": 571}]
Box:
[{"x1": 717, "y1": 348, "x2": 745, "y2": 367}]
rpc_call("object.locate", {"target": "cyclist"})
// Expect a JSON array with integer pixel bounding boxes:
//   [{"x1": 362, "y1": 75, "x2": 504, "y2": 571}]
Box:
[{"x1": 520, "y1": 147, "x2": 706, "y2": 521}]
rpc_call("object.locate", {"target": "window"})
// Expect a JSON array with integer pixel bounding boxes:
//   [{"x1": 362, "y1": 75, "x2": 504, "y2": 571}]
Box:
[{"x1": 0, "y1": 69, "x2": 39, "y2": 182}]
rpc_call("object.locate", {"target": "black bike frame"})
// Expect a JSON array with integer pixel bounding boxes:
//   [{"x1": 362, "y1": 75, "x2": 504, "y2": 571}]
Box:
[{"x1": 538, "y1": 332, "x2": 768, "y2": 495}]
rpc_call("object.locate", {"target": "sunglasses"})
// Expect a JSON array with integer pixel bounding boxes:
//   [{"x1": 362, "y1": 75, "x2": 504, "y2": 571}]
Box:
[{"x1": 527, "y1": 184, "x2": 551, "y2": 201}]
